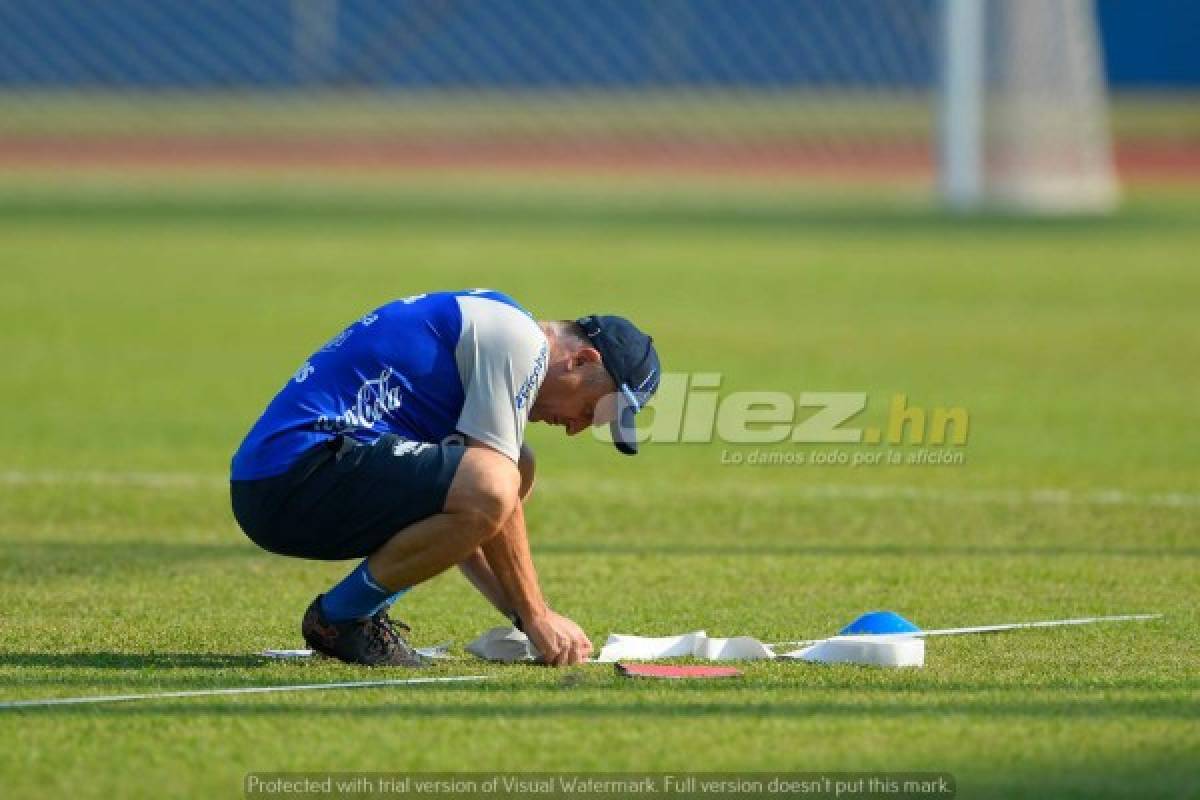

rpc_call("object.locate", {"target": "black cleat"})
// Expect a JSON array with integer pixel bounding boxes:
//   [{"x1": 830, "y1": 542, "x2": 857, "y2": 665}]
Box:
[{"x1": 301, "y1": 595, "x2": 426, "y2": 667}]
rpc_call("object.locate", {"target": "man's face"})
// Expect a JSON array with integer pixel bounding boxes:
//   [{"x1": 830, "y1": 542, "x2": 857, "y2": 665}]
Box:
[{"x1": 530, "y1": 359, "x2": 617, "y2": 437}]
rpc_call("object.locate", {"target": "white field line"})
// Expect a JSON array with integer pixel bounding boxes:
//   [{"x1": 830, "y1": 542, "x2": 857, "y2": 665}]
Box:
[
  {"x1": 782, "y1": 484, "x2": 1200, "y2": 508},
  {"x1": 2, "y1": 470, "x2": 1198, "y2": 508},
  {"x1": 766, "y1": 613, "x2": 1164, "y2": 649},
  {"x1": 0, "y1": 675, "x2": 489, "y2": 710},
  {"x1": 545, "y1": 479, "x2": 1200, "y2": 508}
]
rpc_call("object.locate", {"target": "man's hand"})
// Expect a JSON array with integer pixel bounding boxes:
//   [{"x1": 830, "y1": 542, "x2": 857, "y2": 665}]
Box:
[{"x1": 524, "y1": 610, "x2": 593, "y2": 666}]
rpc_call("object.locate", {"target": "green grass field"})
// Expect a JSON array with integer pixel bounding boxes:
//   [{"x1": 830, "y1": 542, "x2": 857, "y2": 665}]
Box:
[{"x1": 1, "y1": 181, "x2": 1198, "y2": 799}]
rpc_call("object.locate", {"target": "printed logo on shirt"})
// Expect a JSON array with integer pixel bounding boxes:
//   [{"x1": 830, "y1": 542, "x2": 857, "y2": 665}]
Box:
[
  {"x1": 293, "y1": 362, "x2": 315, "y2": 383},
  {"x1": 514, "y1": 343, "x2": 549, "y2": 411},
  {"x1": 392, "y1": 440, "x2": 433, "y2": 458},
  {"x1": 320, "y1": 327, "x2": 354, "y2": 353},
  {"x1": 314, "y1": 367, "x2": 406, "y2": 433}
]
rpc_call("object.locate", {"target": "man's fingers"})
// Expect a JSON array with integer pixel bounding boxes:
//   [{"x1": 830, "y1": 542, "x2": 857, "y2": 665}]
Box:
[
  {"x1": 558, "y1": 633, "x2": 583, "y2": 666},
  {"x1": 572, "y1": 628, "x2": 592, "y2": 660},
  {"x1": 532, "y1": 613, "x2": 591, "y2": 667},
  {"x1": 550, "y1": 634, "x2": 570, "y2": 667}
]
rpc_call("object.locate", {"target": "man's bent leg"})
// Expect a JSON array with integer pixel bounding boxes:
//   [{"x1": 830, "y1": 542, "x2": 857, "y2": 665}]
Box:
[
  {"x1": 301, "y1": 445, "x2": 519, "y2": 667},
  {"x1": 366, "y1": 444, "x2": 520, "y2": 591}
]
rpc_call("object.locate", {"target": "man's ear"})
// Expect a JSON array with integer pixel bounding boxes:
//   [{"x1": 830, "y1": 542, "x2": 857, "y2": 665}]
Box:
[{"x1": 571, "y1": 346, "x2": 603, "y2": 369}]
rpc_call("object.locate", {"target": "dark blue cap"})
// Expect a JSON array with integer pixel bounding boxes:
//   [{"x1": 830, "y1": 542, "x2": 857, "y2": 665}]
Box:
[{"x1": 576, "y1": 314, "x2": 661, "y2": 455}]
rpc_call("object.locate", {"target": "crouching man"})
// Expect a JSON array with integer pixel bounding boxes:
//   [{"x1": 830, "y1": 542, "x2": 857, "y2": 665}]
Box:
[{"x1": 229, "y1": 290, "x2": 660, "y2": 667}]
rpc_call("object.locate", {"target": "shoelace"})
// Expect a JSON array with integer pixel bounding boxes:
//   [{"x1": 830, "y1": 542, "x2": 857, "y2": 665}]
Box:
[
  {"x1": 366, "y1": 611, "x2": 416, "y2": 657},
  {"x1": 362, "y1": 616, "x2": 399, "y2": 657},
  {"x1": 374, "y1": 611, "x2": 411, "y2": 637}
]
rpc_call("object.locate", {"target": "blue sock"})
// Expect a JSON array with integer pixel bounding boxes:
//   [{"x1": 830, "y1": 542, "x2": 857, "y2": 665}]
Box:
[
  {"x1": 383, "y1": 589, "x2": 409, "y2": 608},
  {"x1": 319, "y1": 561, "x2": 408, "y2": 623}
]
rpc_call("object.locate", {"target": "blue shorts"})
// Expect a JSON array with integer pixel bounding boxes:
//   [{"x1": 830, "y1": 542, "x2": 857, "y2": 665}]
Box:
[{"x1": 230, "y1": 434, "x2": 466, "y2": 561}]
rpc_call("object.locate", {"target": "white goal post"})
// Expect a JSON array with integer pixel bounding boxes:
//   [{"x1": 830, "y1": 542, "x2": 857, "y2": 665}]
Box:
[{"x1": 940, "y1": 0, "x2": 1119, "y2": 212}]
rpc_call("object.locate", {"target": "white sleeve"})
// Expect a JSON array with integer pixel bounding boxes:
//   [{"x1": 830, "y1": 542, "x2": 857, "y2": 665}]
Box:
[{"x1": 454, "y1": 296, "x2": 549, "y2": 462}]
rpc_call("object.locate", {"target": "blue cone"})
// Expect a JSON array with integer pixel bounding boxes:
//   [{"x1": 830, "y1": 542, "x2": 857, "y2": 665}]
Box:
[{"x1": 838, "y1": 610, "x2": 921, "y2": 635}]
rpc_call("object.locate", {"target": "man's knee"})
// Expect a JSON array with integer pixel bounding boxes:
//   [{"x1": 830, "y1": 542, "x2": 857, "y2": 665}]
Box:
[
  {"x1": 518, "y1": 444, "x2": 536, "y2": 500},
  {"x1": 444, "y1": 445, "x2": 521, "y2": 542}
]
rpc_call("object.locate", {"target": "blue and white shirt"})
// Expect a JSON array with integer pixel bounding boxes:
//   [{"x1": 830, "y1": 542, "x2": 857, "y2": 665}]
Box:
[{"x1": 230, "y1": 290, "x2": 548, "y2": 480}]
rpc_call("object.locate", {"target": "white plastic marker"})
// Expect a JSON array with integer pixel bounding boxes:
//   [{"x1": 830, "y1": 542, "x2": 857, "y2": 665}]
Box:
[
  {"x1": 783, "y1": 636, "x2": 926, "y2": 668},
  {"x1": 593, "y1": 632, "x2": 775, "y2": 663},
  {"x1": 466, "y1": 626, "x2": 542, "y2": 663},
  {"x1": 456, "y1": 613, "x2": 1163, "y2": 668},
  {"x1": 768, "y1": 613, "x2": 1163, "y2": 650},
  {"x1": 0, "y1": 675, "x2": 488, "y2": 710}
]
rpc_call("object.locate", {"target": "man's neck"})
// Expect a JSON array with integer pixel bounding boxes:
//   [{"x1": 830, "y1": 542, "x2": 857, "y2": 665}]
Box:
[{"x1": 538, "y1": 320, "x2": 567, "y2": 360}]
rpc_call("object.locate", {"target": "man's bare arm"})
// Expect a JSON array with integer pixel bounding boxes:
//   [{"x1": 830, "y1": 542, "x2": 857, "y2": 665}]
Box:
[
  {"x1": 462, "y1": 439, "x2": 590, "y2": 664},
  {"x1": 458, "y1": 548, "x2": 515, "y2": 620},
  {"x1": 458, "y1": 442, "x2": 535, "y2": 622},
  {"x1": 477, "y1": 499, "x2": 547, "y2": 625}
]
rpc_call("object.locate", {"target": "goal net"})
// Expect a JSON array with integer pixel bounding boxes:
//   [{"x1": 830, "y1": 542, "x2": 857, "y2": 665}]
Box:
[{"x1": 0, "y1": 0, "x2": 1117, "y2": 210}]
